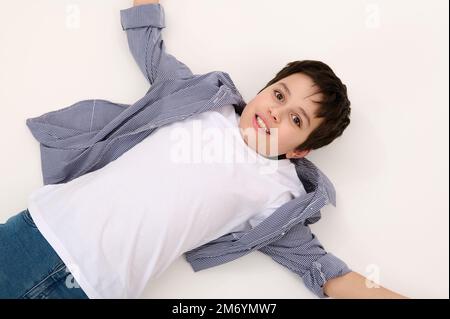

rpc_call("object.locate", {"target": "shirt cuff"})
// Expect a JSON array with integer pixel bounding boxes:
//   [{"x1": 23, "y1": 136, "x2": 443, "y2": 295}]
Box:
[
  {"x1": 302, "y1": 253, "x2": 352, "y2": 298},
  {"x1": 120, "y1": 4, "x2": 165, "y2": 30}
]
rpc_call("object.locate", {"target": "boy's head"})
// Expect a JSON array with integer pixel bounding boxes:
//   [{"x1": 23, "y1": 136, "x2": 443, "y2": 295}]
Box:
[{"x1": 238, "y1": 60, "x2": 351, "y2": 159}]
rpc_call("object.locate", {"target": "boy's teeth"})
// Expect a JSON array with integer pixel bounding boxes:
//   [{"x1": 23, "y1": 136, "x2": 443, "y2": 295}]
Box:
[{"x1": 256, "y1": 115, "x2": 269, "y2": 134}]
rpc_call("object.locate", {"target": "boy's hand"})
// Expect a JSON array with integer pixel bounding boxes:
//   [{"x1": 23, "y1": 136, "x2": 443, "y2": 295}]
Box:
[
  {"x1": 133, "y1": 0, "x2": 159, "y2": 6},
  {"x1": 323, "y1": 271, "x2": 409, "y2": 299}
]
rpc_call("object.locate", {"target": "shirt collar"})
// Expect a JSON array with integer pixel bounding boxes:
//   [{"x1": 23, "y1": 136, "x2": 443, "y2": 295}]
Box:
[{"x1": 289, "y1": 157, "x2": 337, "y2": 207}]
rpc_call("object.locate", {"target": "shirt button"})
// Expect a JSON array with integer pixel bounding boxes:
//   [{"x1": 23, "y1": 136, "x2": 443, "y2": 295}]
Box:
[{"x1": 281, "y1": 232, "x2": 286, "y2": 236}]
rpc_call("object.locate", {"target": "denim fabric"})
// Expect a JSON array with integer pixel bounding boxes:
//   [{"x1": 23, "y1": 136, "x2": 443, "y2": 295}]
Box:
[{"x1": 0, "y1": 210, "x2": 89, "y2": 299}]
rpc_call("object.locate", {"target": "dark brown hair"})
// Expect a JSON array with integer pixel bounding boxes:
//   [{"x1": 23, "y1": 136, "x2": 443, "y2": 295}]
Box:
[{"x1": 258, "y1": 60, "x2": 351, "y2": 151}]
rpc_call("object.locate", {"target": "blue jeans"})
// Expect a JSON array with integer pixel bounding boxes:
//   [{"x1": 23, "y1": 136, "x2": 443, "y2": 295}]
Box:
[{"x1": 0, "y1": 209, "x2": 89, "y2": 299}]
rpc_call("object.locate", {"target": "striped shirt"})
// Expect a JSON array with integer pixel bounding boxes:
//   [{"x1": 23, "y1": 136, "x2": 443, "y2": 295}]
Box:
[{"x1": 25, "y1": 3, "x2": 351, "y2": 298}]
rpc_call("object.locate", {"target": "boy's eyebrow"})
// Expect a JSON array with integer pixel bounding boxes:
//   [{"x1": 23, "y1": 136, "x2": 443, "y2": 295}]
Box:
[{"x1": 279, "y1": 82, "x2": 311, "y2": 128}]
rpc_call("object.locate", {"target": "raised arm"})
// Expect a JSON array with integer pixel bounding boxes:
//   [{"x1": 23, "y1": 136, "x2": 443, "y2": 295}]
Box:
[{"x1": 121, "y1": 1, "x2": 193, "y2": 85}]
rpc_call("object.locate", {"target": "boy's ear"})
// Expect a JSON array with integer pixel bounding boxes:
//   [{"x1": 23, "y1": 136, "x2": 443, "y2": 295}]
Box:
[{"x1": 285, "y1": 149, "x2": 310, "y2": 159}]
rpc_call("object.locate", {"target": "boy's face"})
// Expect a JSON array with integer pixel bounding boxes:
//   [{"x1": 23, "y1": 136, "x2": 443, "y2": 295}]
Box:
[{"x1": 238, "y1": 73, "x2": 324, "y2": 159}]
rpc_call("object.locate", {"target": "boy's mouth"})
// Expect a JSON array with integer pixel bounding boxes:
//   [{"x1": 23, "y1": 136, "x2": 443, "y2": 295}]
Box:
[{"x1": 253, "y1": 113, "x2": 270, "y2": 135}]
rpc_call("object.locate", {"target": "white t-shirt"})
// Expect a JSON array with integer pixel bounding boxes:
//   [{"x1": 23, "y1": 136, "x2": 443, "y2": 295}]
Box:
[{"x1": 27, "y1": 105, "x2": 305, "y2": 299}]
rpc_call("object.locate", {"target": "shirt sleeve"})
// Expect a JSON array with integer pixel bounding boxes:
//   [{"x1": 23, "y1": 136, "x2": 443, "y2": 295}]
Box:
[
  {"x1": 120, "y1": 4, "x2": 194, "y2": 85},
  {"x1": 258, "y1": 222, "x2": 352, "y2": 298}
]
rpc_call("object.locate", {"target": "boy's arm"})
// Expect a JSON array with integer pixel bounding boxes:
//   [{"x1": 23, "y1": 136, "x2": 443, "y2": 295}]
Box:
[
  {"x1": 258, "y1": 222, "x2": 408, "y2": 299},
  {"x1": 120, "y1": 2, "x2": 193, "y2": 85},
  {"x1": 258, "y1": 222, "x2": 352, "y2": 298},
  {"x1": 323, "y1": 271, "x2": 408, "y2": 299}
]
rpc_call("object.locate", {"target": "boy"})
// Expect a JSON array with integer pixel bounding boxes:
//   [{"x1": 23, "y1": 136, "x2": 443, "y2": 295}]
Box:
[{"x1": 0, "y1": 0, "x2": 406, "y2": 299}]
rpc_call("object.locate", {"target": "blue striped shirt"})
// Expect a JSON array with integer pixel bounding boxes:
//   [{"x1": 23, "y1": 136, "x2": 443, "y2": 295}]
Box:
[{"x1": 25, "y1": 4, "x2": 351, "y2": 298}]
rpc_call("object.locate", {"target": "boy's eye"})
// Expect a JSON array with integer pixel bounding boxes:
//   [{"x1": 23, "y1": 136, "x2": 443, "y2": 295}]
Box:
[
  {"x1": 274, "y1": 90, "x2": 284, "y2": 101},
  {"x1": 291, "y1": 114, "x2": 302, "y2": 128}
]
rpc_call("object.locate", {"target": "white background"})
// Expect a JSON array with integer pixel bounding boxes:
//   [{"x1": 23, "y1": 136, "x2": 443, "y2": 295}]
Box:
[{"x1": 0, "y1": 0, "x2": 448, "y2": 298}]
